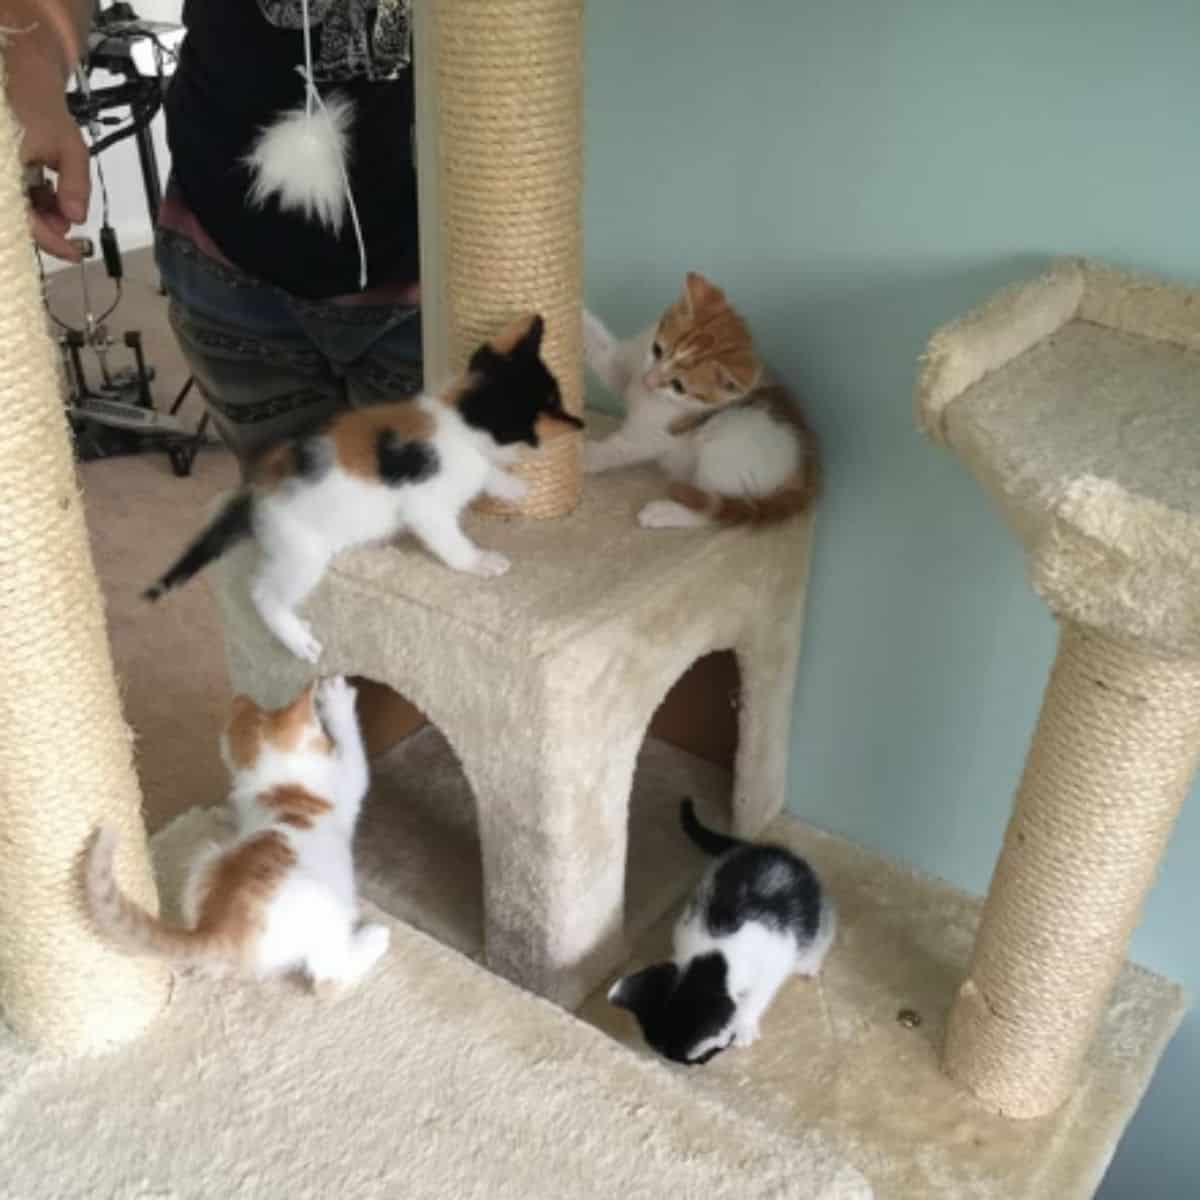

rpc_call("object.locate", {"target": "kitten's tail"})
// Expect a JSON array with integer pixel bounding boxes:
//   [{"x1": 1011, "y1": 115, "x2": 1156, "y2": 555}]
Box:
[
  {"x1": 85, "y1": 827, "x2": 222, "y2": 963},
  {"x1": 680, "y1": 799, "x2": 744, "y2": 857},
  {"x1": 667, "y1": 468, "x2": 819, "y2": 528},
  {"x1": 143, "y1": 490, "x2": 254, "y2": 602}
]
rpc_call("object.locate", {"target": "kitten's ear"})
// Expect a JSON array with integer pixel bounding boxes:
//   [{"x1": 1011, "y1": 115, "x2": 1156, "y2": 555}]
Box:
[
  {"x1": 468, "y1": 343, "x2": 500, "y2": 374},
  {"x1": 229, "y1": 693, "x2": 258, "y2": 719},
  {"x1": 487, "y1": 312, "x2": 542, "y2": 357},
  {"x1": 682, "y1": 271, "x2": 725, "y2": 317},
  {"x1": 517, "y1": 312, "x2": 545, "y2": 356},
  {"x1": 717, "y1": 360, "x2": 758, "y2": 397},
  {"x1": 607, "y1": 962, "x2": 678, "y2": 1019}
]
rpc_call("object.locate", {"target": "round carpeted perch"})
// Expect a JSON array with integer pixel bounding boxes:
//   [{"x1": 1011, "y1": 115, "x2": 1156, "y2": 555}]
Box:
[
  {"x1": 919, "y1": 258, "x2": 1200, "y2": 1117},
  {"x1": 0, "y1": 80, "x2": 170, "y2": 1050},
  {"x1": 429, "y1": 0, "x2": 585, "y2": 519}
]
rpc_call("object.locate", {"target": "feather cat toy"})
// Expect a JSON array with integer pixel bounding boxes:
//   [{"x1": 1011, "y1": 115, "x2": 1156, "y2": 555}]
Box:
[{"x1": 243, "y1": 0, "x2": 367, "y2": 285}]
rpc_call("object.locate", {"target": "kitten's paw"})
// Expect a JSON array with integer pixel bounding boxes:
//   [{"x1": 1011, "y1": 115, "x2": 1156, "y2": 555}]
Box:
[
  {"x1": 318, "y1": 675, "x2": 357, "y2": 721},
  {"x1": 638, "y1": 499, "x2": 704, "y2": 529},
  {"x1": 468, "y1": 550, "x2": 511, "y2": 579},
  {"x1": 581, "y1": 308, "x2": 613, "y2": 368},
  {"x1": 356, "y1": 922, "x2": 391, "y2": 962},
  {"x1": 282, "y1": 621, "x2": 323, "y2": 663},
  {"x1": 489, "y1": 472, "x2": 529, "y2": 503},
  {"x1": 348, "y1": 923, "x2": 391, "y2": 983},
  {"x1": 733, "y1": 1020, "x2": 762, "y2": 1048}
]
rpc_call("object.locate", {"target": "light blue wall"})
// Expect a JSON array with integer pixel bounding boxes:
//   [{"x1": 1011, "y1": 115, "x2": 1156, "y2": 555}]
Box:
[{"x1": 583, "y1": 3, "x2": 1198, "y2": 1194}]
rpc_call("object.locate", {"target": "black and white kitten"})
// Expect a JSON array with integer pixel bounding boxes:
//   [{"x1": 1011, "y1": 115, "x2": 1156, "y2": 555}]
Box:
[{"x1": 609, "y1": 800, "x2": 835, "y2": 1066}]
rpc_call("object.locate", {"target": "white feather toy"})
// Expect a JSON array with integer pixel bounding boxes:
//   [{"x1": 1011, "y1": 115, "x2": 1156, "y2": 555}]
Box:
[{"x1": 242, "y1": 0, "x2": 368, "y2": 288}]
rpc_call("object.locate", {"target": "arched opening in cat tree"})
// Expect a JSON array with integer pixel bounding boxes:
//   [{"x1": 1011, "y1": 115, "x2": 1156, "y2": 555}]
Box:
[
  {"x1": 349, "y1": 679, "x2": 486, "y2": 960},
  {"x1": 345, "y1": 654, "x2": 740, "y2": 976},
  {"x1": 623, "y1": 650, "x2": 739, "y2": 951}
]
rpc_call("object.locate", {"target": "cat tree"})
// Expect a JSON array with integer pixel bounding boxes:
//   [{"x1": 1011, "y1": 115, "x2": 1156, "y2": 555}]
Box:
[
  {"x1": 918, "y1": 258, "x2": 1200, "y2": 1117},
  {"x1": 0, "y1": 3, "x2": 1191, "y2": 1193}
]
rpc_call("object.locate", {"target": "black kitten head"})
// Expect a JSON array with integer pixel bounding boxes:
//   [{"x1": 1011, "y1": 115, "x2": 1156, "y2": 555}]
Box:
[
  {"x1": 455, "y1": 313, "x2": 585, "y2": 448},
  {"x1": 608, "y1": 953, "x2": 736, "y2": 1066}
]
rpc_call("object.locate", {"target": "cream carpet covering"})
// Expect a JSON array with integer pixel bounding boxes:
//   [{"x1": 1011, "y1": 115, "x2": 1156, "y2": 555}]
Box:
[
  {"x1": 363, "y1": 731, "x2": 1187, "y2": 1200},
  {"x1": 0, "y1": 805, "x2": 870, "y2": 1200}
]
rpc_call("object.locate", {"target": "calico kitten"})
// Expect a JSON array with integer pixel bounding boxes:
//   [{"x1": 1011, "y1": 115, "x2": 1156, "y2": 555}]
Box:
[
  {"x1": 86, "y1": 677, "x2": 389, "y2": 991},
  {"x1": 609, "y1": 799, "x2": 835, "y2": 1065},
  {"x1": 144, "y1": 314, "x2": 583, "y2": 662},
  {"x1": 583, "y1": 272, "x2": 819, "y2": 528}
]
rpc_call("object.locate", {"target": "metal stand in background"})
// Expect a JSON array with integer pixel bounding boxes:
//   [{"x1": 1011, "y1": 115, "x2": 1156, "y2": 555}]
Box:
[{"x1": 53, "y1": 3, "x2": 209, "y2": 477}]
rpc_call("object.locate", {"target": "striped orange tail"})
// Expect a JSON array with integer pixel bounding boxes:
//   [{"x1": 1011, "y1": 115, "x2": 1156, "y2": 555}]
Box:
[
  {"x1": 85, "y1": 827, "x2": 222, "y2": 963},
  {"x1": 668, "y1": 462, "x2": 819, "y2": 528}
]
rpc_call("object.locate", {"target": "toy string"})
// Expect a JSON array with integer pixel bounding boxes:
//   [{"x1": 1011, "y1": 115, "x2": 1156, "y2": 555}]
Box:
[{"x1": 298, "y1": 0, "x2": 368, "y2": 288}]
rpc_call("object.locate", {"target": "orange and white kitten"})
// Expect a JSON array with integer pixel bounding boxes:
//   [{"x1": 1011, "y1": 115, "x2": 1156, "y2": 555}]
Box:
[
  {"x1": 583, "y1": 272, "x2": 819, "y2": 528},
  {"x1": 86, "y1": 677, "x2": 389, "y2": 991}
]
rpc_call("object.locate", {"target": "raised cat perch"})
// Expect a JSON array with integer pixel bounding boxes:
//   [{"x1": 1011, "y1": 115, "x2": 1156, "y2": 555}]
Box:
[{"x1": 918, "y1": 257, "x2": 1200, "y2": 1118}]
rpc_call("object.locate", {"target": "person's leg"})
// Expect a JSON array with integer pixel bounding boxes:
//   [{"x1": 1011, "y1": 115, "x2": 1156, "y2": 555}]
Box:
[
  {"x1": 288, "y1": 296, "x2": 424, "y2": 408},
  {"x1": 155, "y1": 229, "x2": 350, "y2": 468}
]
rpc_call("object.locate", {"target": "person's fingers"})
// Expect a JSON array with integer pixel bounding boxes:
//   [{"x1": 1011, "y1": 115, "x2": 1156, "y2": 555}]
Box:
[
  {"x1": 29, "y1": 184, "x2": 69, "y2": 233},
  {"x1": 29, "y1": 209, "x2": 82, "y2": 261},
  {"x1": 49, "y1": 128, "x2": 90, "y2": 225}
]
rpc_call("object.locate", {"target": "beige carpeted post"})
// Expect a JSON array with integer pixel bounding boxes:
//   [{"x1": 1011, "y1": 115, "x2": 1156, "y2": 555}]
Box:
[
  {"x1": 0, "y1": 76, "x2": 169, "y2": 1051},
  {"x1": 425, "y1": 0, "x2": 584, "y2": 519},
  {"x1": 918, "y1": 258, "x2": 1200, "y2": 1119},
  {"x1": 943, "y1": 622, "x2": 1200, "y2": 1117}
]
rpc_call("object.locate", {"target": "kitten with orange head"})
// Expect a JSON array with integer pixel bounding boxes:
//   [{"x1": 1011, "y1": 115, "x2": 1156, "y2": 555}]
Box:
[
  {"x1": 86, "y1": 677, "x2": 389, "y2": 991},
  {"x1": 583, "y1": 273, "x2": 819, "y2": 528}
]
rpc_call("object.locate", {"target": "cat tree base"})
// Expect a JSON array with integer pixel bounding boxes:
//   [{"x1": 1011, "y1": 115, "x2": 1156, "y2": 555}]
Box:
[
  {"x1": 210, "y1": 426, "x2": 812, "y2": 1009},
  {"x1": 0, "y1": 757, "x2": 1178, "y2": 1199}
]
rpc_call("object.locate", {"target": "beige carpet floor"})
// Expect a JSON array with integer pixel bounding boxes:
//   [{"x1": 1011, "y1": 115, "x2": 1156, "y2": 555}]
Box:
[{"x1": 28, "y1": 248, "x2": 1184, "y2": 1199}]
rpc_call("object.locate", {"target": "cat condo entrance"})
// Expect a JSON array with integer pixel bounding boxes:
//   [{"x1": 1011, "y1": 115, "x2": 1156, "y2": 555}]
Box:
[{"x1": 350, "y1": 654, "x2": 740, "y2": 967}]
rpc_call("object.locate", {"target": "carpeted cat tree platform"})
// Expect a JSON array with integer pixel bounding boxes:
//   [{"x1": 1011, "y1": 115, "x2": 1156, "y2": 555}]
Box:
[{"x1": 0, "y1": 0, "x2": 1192, "y2": 1194}]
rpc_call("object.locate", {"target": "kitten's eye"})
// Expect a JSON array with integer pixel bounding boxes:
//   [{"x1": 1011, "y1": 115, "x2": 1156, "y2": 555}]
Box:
[
  {"x1": 671, "y1": 379, "x2": 685, "y2": 395},
  {"x1": 652, "y1": 341, "x2": 663, "y2": 359}
]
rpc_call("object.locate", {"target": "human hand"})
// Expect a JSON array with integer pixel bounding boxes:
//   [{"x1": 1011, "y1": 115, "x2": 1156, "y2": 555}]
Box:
[{"x1": 3, "y1": 9, "x2": 90, "y2": 260}]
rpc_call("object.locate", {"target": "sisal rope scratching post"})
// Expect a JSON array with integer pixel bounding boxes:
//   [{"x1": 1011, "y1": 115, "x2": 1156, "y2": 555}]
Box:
[
  {"x1": 943, "y1": 623, "x2": 1200, "y2": 1117},
  {"x1": 426, "y1": 0, "x2": 584, "y2": 519},
  {"x1": 919, "y1": 258, "x2": 1200, "y2": 1117},
  {"x1": 0, "y1": 76, "x2": 169, "y2": 1051}
]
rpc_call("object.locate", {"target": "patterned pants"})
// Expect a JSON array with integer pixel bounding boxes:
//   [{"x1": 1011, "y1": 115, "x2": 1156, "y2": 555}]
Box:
[{"x1": 155, "y1": 228, "x2": 423, "y2": 468}]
